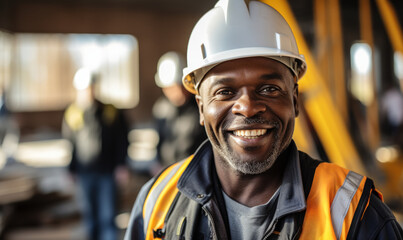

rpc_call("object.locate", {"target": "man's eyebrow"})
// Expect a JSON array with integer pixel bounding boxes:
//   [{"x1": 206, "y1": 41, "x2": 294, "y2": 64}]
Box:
[
  {"x1": 206, "y1": 73, "x2": 284, "y2": 90},
  {"x1": 209, "y1": 77, "x2": 234, "y2": 86},
  {"x1": 211, "y1": 73, "x2": 283, "y2": 84},
  {"x1": 202, "y1": 77, "x2": 233, "y2": 94},
  {"x1": 260, "y1": 73, "x2": 283, "y2": 80}
]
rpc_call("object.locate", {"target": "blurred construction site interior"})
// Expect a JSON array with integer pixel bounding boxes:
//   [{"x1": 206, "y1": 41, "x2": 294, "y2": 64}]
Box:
[{"x1": 0, "y1": 0, "x2": 402, "y2": 239}]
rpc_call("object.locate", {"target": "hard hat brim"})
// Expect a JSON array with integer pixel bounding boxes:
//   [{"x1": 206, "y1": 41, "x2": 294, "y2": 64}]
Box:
[{"x1": 182, "y1": 47, "x2": 307, "y2": 94}]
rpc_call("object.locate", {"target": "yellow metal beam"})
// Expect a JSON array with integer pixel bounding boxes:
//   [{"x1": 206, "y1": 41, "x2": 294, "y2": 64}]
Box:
[
  {"x1": 360, "y1": 0, "x2": 374, "y2": 46},
  {"x1": 261, "y1": 0, "x2": 366, "y2": 174},
  {"x1": 293, "y1": 106, "x2": 320, "y2": 158},
  {"x1": 359, "y1": 0, "x2": 380, "y2": 151},
  {"x1": 314, "y1": 0, "x2": 347, "y2": 122},
  {"x1": 328, "y1": 0, "x2": 347, "y2": 122},
  {"x1": 375, "y1": 0, "x2": 403, "y2": 92},
  {"x1": 314, "y1": 0, "x2": 329, "y2": 87},
  {"x1": 376, "y1": 0, "x2": 403, "y2": 53}
]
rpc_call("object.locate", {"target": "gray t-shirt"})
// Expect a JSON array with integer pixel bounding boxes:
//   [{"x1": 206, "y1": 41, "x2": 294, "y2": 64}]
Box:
[{"x1": 223, "y1": 188, "x2": 280, "y2": 240}]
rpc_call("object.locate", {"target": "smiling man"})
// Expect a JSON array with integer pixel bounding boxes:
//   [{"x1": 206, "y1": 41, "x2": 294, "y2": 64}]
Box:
[
  {"x1": 198, "y1": 58, "x2": 296, "y2": 176},
  {"x1": 124, "y1": 0, "x2": 403, "y2": 239}
]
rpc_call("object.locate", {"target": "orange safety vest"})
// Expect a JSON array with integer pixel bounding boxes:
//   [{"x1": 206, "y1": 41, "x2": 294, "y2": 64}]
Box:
[
  {"x1": 141, "y1": 157, "x2": 377, "y2": 240},
  {"x1": 142, "y1": 157, "x2": 193, "y2": 240},
  {"x1": 300, "y1": 162, "x2": 379, "y2": 239}
]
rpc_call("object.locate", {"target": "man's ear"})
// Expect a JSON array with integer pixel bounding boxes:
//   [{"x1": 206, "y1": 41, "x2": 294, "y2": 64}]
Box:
[
  {"x1": 195, "y1": 95, "x2": 205, "y2": 126},
  {"x1": 293, "y1": 82, "x2": 299, "y2": 117}
]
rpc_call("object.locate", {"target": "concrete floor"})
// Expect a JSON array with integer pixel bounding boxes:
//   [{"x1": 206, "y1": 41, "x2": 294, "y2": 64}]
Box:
[
  {"x1": 4, "y1": 220, "x2": 127, "y2": 240},
  {"x1": 0, "y1": 165, "x2": 150, "y2": 240}
]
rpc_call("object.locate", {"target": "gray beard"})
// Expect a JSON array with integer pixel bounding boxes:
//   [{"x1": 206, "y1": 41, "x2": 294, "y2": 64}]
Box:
[{"x1": 215, "y1": 131, "x2": 281, "y2": 175}]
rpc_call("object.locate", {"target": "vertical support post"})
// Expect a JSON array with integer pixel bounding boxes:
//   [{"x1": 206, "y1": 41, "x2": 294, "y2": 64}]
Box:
[
  {"x1": 359, "y1": 0, "x2": 380, "y2": 151},
  {"x1": 375, "y1": 0, "x2": 403, "y2": 92},
  {"x1": 328, "y1": 0, "x2": 347, "y2": 122}
]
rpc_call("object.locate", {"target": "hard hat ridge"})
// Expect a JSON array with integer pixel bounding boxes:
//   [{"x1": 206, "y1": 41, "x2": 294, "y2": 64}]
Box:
[{"x1": 215, "y1": 0, "x2": 251, "y2": 24}]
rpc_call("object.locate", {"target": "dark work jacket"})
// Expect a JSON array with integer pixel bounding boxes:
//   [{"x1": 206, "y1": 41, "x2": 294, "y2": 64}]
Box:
[
  {"x1": 152, "y1": 97, "x2": 207, "y2": 167},
  {"x1": 125, "y1": 140, "x2": 403, "y2": 240},
  {"x1": 63, "y1": 100, "x2": 129, "y2": 174}
]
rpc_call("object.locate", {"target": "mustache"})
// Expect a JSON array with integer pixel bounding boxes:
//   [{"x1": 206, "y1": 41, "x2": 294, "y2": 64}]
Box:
[{"x1": 224, "y1": 115, "x2": 280, "y2": 129}]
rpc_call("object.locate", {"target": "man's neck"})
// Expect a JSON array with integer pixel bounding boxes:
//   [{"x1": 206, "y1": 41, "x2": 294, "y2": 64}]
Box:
[{"x1": 214, "y1": 149, "x2": 289, "y2": 207}]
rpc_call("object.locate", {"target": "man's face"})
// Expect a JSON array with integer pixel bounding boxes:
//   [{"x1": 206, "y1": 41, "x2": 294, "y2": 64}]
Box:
[{"x1": 196, "y1": 57, "x2": 299, "y2": 175}]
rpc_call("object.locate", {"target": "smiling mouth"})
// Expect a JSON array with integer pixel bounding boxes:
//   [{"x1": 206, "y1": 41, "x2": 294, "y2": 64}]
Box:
[{"x1": 233, "y1": 129, "x2": 267, "y2": 139}]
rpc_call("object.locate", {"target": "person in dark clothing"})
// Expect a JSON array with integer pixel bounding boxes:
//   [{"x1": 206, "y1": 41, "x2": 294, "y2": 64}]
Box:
[
  {"x1": 150, "y1": 51, "x2": 207, "y2": 174},
  {"x1": 0, "y1": 88, "x2": 19, "y2": 167},
  {"x1": 63, "y1": 70, "x2": 129, "y2": 240}
]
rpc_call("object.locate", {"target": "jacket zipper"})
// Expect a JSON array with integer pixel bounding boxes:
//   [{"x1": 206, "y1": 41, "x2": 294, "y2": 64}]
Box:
[
  {"x1": 262, "y1": 219, "x2": 302, "y2": 240},
  {"x1": 263, "y1": 219, "x2": 278, "y2": 240},
  {"x1": 176, "y1": 216, "x2": 187, "y2": 240},
  {"x1": 291, "y1": 226, "x2": 302, "y2": 240}
]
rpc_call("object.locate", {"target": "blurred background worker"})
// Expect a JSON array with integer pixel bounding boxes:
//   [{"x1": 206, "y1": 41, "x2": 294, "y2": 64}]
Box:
[
  {"x1": 380, "y1": 84, "x2": 403, "y2": 147},
  {"x1": 62, "y1": 68, "x2": 130, "y2": 240},
  {"x1": 0, "y1": 85, "x2": 19, "y2": 167},
  {"x1": 150, "y1": 51, "x2": 206, "y2": 175}
]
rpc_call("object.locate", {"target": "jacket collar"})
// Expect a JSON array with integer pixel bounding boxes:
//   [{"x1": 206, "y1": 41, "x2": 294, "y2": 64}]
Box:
[
  {"x1": 177, "y1": 140, "x2": 307, "y2": 215},
  {"x1": 275, "y1": 141, "x2": 307, "y2": 218},
  {"x1": 177, "y1": 139, "x2": 214, "y2": 205}
]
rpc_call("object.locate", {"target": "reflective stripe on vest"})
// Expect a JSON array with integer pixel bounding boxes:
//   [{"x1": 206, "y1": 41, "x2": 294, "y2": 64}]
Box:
[
  {"x1": 142, "y1": 156, "x2": 193, "y2": 240},
  {"x1": 331, "y1": 171, "x2": 363, "y2": 239},
  {"x1": 300, "y1": 162, "x2": 367, "y2": 240}
]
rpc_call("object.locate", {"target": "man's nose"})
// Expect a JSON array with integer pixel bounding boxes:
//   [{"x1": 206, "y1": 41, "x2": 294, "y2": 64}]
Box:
[{"x1": 232, "y1": 92, "x2": 266, "y2": 117}]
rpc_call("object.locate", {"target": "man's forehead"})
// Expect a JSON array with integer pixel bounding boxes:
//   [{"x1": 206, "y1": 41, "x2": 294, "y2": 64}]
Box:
[
  {"x1": 206, "y1": 57, "x2": 290, "y2": 76},
  {"x1": 198, "y1": 57, "x2": 294, "y2": 90}
]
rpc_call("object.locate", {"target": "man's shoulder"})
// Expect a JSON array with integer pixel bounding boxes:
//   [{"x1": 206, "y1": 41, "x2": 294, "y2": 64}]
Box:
[
  {"x1": 297, "y1": 151, "x2": 323, "y2": 170},
  {"x1": 147, "y1": 157, "x2": 194, "y2": 192},
  {"x1": 355, "y1": 192, "x2": 403, "y2": 239},
  {"x1": 296, "y1": 150, "x2": 324, "y2": 197},
  {"x1": 298, "y1": 150, "x2": 355, "y2": 178},
  {"x1": 64, "y1": 103, "x2": 84, "y2": 131},
  {"x1": 297, "y1": 150, "x2": 363, "y2": 196}
]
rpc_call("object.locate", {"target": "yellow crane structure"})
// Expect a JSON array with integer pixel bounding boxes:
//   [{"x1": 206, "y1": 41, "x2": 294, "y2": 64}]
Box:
[{"x1": 260, "y1": 1, "x2": 403, "y2": 211}]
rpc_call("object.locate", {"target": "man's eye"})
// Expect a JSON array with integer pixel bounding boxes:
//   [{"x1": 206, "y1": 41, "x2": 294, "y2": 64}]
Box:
[
  {"x1": 261, "y1": 86, "x2": 279, "y2": 93},
  {"x1": 260, "y1": 86, "x2": 284, "y2": 96},
  {"x1": 216, "y1": 89, "x2": 233, "y2": 95}
]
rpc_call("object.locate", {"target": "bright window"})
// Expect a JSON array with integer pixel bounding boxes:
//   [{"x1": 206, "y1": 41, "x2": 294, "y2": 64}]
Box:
[
  {"x1": 0, "y1": 30, "x2": 12, "y2": 94},
  {"x1": 6, "y1": 33, "x2": 139, "y2": 111}
]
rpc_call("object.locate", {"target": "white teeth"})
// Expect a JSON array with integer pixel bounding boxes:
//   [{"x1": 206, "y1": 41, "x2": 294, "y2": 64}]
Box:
[{"x1": 233, "y1": 129, "x2": 267, "y2": 138}]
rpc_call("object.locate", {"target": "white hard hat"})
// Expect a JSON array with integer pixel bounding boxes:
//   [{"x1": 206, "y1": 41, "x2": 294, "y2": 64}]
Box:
[
  {"x1": 73, "y1": 68, "x2": 95, "y2": 90},
  {"x1": 182, "y1": 0, "x2": 307, "y2": 94},
  {"x1": 155, "y1": 51, "x2": 186, "y2": 88}
]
